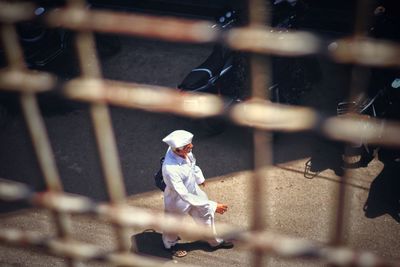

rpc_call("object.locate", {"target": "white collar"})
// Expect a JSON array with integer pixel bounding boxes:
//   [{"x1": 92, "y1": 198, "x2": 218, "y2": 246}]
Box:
[{"x1": 168, "y1": 148, "x2": 186, "y2": 165}]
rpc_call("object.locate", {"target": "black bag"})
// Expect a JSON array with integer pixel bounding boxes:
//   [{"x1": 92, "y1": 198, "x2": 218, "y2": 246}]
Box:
[{"x1": 154, "y1": 157, "x2": 166, "y2": 191}]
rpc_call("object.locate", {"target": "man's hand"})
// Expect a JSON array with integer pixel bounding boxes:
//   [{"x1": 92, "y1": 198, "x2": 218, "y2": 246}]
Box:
[{"x1": 216, "y1": 203, "x2": 228, "y2": 214}]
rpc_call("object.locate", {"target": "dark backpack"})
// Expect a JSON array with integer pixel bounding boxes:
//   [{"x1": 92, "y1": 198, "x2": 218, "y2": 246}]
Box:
[{"x1": 154, "y1": 157, "x2": 166, "y2": 191}]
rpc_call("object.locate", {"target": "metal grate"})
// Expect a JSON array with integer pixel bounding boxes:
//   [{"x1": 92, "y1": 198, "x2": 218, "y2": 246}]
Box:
[{"x1": 0, "y1": 0, "x2": 399, "y2": 266}]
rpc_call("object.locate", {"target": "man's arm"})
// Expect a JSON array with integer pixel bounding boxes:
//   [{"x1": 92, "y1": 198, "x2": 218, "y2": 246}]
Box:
[{"x1": 164, "y1": 166, "x2": 215, "y2": 208}]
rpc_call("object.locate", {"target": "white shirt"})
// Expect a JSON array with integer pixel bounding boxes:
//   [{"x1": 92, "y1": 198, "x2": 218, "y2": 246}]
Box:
[{"x1": 162, "y1": 148, "x2": 217, "y2": 215}]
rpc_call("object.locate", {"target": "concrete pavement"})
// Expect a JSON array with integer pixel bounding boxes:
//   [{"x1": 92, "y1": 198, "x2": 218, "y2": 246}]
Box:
[
  {"x1": 1, "y1": 156, "x2": 399, "y2": 266},
  {"x1": 127, "y1": 157, "x2": 399, "y2": 266}
]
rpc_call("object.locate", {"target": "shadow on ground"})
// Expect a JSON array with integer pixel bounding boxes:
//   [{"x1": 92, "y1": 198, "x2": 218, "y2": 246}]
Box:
[
  {"x1": 363, "y1": 151, "x2": 400, "y2": 223},
  {"x1": 132, "y1": 229, "x2": 172, "y2": 260},
  {"x1": 132, "y1": 229, "x2": 235, "y2": 260}
]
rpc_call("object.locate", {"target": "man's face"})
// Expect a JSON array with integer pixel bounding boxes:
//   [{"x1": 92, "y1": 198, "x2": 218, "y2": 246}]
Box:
[{"x1": 175, "y1": 143, "x2": 193, "y2": 157}]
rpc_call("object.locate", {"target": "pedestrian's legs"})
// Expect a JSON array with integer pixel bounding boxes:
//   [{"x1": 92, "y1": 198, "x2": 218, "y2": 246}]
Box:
[
  {"x1": 189, "y1": 207, "x2": 223, "y2": 246},
  {"x1": 162, "y1": 208, "x2": 181, "y2": 249}
]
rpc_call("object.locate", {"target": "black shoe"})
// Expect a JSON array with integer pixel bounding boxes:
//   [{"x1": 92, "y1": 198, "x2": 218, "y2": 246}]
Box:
[{"x1": 210, "y1": 241, "x2": 234, "y2": 250}]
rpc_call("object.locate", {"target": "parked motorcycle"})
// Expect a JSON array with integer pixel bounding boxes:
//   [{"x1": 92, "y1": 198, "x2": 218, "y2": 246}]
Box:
[
  {"x1": 304, "y1": 86, "x2": 392, "y2": 178},
  {"x1": 339, "y1": 89, "x2": 391, "y2": 167},
  {"x1": 178, "y1": 0, "x2": 319, "y2": 133},
  {"x1": 177, "y1": 9, "x2": 244, "y2": 133}
]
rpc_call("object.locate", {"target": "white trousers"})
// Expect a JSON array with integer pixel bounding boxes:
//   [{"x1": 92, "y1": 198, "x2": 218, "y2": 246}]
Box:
[{"x1": 162, "y1": 207, "x2": 223, "y2": 249}]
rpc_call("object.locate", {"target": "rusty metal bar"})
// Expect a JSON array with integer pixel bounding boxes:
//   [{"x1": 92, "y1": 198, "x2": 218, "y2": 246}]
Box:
[
  {"x1": 46, "y1": 7, "x2": 219, "y2": 44},
  {"x1": 0, "y1": 16, "x2": 56, "y2": 93},
  {"x1": 20, "y1": 93, "x2": 64, "y2": 192},
  {"x1": 323, "y1": 114, "x2": 400, "y2": 148},
  {"x1": 44, "y1": 6, "x2": 400, "y2": 67},
  {"x1": 247, "y1": 1, "x2": 272, "y2": 267},
  {"x1": 69, "y1": 0, "x2": 133, "y2": 253},
  {"x1": 87, "y1": 103, "x2": 127, "y2": 204},
  {"x1": 329, "y1": 0, "x2": 374, "y2": 248},
  {"x1": 64, "y1": 78, "x2": 224, "y2": 118},
  {"x1": 237, "y1": 231, "x2": 400, "y2": 267},
  {"x1": 0, "y1": 180, "x2": 236, "y2": 240},
  {"x1": 329, "y1": 37, "x2": 400, "y2": 67},
  {"x1": 77, "y1": 39, "x2": 132, "y2": 252},
  {"x1": 73, "y1": 16, "x2": 126, "y2": 207},
  {"x1": 0, "y1": 229, "x2": 196, "y2": 267},
  {"x1": 0, "y1": 23, "x2": 26, "y2": 70},
  {"x1": 0, "y1": 178, "x2": 32, "y2": 201},
  {"x1": 1, "y1": 221, "x2": 399, "y2": 267},
  {"x1": 0, "y1": 68, "x2": 55, "y2": 92},
  {"x1": 0, "y1": 2, "x2": 35, "y2": 23},
  {"x1": 1, "y1": 173, "x2": 400, "y2": 266},
  {"x1": 225, "y1": 27, "x2": 320, "y2": 56},
  {"x1": 0, "y1": 16, "x2": 77, "y2": 267},
  {"x1": 63, "y1": 78, "x2": 400, "y2": 146},
  {"x1": 230, "y1": 99, "x2": 318, "y2": 132},
  {"x1": 0, "y1": 19, "x2": 61, "y2": 194}
]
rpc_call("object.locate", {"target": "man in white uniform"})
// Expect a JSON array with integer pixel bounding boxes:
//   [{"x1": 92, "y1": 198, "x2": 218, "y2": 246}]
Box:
[{"x1": 161, "y1": 130, "x2": 233, "y2": 257}]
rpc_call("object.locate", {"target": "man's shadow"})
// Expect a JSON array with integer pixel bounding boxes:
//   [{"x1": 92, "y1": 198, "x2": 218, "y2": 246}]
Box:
[
  {"x1": 304, "y1": 137, "x2": 345, "y2": 178},
  {"x1": 132, "y1": 229, "x2": 225, "y2": 259},
  {"x1": 363, "y1": 150, "x2": 400, "y2": 223},
  {"x1": 132, "y1": 229, "x2": 172, "y2": 259}
]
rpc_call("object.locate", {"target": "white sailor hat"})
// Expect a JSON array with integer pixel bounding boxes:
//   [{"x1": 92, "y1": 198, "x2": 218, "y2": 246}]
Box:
[{"x1": 162, "y1": 130, "x2": 193, "y2": 149}]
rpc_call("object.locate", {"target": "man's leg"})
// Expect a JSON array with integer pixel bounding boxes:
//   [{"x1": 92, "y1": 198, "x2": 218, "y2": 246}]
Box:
[
  {"x1": 162, "y1": 210, "x2": 188, "y2": 257},
  {"x1": 189, "y1": 208, "x2": 224, "y2": 246}
]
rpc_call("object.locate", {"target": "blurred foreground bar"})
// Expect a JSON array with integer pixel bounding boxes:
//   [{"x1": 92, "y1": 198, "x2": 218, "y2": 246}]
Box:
[
  {"x1": 46, "y1": 7, "x2": 400, "y2": 67},
  {"x1": 64, "y1": 78, "x2": 224, "y2": 118}
]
